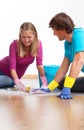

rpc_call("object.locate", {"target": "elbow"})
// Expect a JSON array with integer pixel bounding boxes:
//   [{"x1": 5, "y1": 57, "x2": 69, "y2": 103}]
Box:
[{"x1": 76, "y1": 58, "x2": 84, "y2": 67}]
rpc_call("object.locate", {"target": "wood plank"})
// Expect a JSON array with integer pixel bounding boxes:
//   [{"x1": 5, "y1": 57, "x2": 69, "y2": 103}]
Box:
[
  {"x1": 0, "y1": 94, "x2": 84, "y2": 130},
  {"x1": 22, "y1": 74, "x2": 38, "y2": 79}
]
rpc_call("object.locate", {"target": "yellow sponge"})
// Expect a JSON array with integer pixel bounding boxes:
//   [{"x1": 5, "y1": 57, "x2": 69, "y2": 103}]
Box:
[
  {"x1": 25, "y1": 86, "x2": 31, "y2": 92},
  {"x1": 11, "y1": 86, "x2": 31, "y2": 92}
]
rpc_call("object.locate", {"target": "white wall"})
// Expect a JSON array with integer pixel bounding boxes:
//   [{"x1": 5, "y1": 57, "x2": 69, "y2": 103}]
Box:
[{"x1": 0, "y1": 0, "x2": 84, "y2": 74}]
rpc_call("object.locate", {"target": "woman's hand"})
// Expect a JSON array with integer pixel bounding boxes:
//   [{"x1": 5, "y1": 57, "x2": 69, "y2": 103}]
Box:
[
  {"x1": 14, "y1": 79, "x2": 26, "y2": 92},
  {"x1": 31, "y1": 87, "x2": 50, "y2": 94}
]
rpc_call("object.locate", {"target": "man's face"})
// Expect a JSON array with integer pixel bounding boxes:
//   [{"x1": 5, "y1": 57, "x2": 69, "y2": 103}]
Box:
[{"x1": 52, "y1": 28, "x2": 66, "y2": 41}]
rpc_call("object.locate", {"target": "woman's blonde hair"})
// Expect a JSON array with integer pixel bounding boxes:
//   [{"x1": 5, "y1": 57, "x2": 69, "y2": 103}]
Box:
[{"x1": 18, "y1": 22, "x2": 39, "y2": 56}]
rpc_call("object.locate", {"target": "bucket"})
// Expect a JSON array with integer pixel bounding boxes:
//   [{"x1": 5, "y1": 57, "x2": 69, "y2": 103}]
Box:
[{"x1": 39, "y1": 65, "x2": 60, "y2": 87}]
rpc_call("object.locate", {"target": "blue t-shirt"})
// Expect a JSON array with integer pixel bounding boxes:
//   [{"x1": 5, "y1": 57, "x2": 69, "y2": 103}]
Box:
[{"x1": 64, "y1": 28, "x2": 84, "y2": 72}]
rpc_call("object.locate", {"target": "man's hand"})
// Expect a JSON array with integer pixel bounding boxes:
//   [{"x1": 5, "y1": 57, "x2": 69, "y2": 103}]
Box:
[
  {"x1": 58, "y1": 87, "x2": 72, "y2": 99},
  {"x1": 58, "y1": 76, "x2": 76, "y2": 99}
]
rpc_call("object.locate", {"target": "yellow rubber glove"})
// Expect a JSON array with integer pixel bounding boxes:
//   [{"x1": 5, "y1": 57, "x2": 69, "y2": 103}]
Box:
[
  {"x1": 48, "y1": 80, "x2": 59, "y2": 91},
  {"x1": 31, "y1": 80, "x2": 59, "y2": 93},
  {"x1": 58, "y1": 76, "x2": 76, "y2": 99},
  {"x1": 64, "y1": 76, "x2": 76, "y2": 88},
  {"x1": 25, "y1": 86, "x2": 31, "y2": 92}
]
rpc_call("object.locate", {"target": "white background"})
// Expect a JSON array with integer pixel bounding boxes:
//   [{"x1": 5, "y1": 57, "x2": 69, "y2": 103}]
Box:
[{"x1": 0, "y1": 0, "x2": 84, "y2": 74}]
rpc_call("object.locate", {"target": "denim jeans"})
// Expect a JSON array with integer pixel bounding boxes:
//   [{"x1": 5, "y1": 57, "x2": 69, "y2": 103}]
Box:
[{"x1": 0, "y1": 71, "x2": 14, "y2": 88}]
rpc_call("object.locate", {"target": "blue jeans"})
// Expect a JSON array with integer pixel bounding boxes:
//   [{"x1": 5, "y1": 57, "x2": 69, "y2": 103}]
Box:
[{"x1": 0, "y1": 71, "x2": 14, "y2": 88}]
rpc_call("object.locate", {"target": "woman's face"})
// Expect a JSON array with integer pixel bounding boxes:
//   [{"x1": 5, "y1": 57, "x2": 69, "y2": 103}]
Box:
[{"x1": 21, "y1": 30, "x2": 35, "y2": 47}]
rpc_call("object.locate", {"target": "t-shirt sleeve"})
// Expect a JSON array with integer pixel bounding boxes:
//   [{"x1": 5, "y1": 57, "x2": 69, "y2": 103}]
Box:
[
  {"x1": 64, "y1": 28, "x2": 84, "y2": 63},
  {"x1": 9, "y1": 40, "x2": 17, "y2": 69},
  {"x1": 74, "y1": 30, "x2": 84, "y2": 53},
  {"x1": 36, "y1": 40, "x2": 43, "y2": 65}
]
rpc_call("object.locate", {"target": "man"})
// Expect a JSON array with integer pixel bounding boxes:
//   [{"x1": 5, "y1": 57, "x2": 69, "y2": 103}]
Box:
[{"x1": 32, "y1": 12, "x2": 84, "y2": 99}]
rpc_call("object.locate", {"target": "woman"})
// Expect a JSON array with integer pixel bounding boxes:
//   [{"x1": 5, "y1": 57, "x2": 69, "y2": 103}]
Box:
[{"x1": 0, "y1": 22, "x2": 47, "y2": 91}]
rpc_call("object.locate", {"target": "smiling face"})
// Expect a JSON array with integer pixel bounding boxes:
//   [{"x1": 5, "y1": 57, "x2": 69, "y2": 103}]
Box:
[
  {"x1": 19, "y1": 22, "x2": 38, "y2": 48},
  {"x1": 20, "y1": 30, "x2": 35, "y2": 47},
  {"x1": 18, "y1": 22, "x2": 38, "y2": 57}
]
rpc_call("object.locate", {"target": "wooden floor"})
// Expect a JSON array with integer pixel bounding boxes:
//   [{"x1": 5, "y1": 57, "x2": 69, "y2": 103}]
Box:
[{"x1": 0, "y1": 93, "x2": 84, "y2": 130}]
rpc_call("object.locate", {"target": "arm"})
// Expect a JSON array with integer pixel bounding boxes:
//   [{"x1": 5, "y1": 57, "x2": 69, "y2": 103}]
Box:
[
  {"x1": 9, "y1": 41, "x2": 18, "y2": 79},
  {"x1": 59, "y1": 52, "x2": 84, "y2": 99},
  {"x1": 37, "y1": 65, "x2": 45, "y2": 76},
  {"x1": 54, "y1": 57, "x2": 70, "y2": 83},
  {"x1": 10, "y1": 69, "x2": 25, "y2": 91},
  {"x1": 68, "y1": 52, "x2": 84, "y2": 78},
  {"x1": 48, "y1": 57, "x2": 70, "y2": 91},
  {"x1": 36, "y1": 41, "x2": 48, "y2": 86},
  {"x1": 37, "y1": 65, "x2": 48, "y2": 86},
  {"x1": 10, "y1": 69, "x2": 18, "y2": 80},
  {"x1": 9, "y1": 41, "x2": 25, "y2": 91}
]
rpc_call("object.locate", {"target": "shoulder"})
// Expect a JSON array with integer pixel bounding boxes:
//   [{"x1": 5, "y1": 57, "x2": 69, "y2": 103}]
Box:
[
  {"x1": 72, "y1": 28, "x2": 84, "y2": 42},
  {"x1": 10, "y1": 39, "x2": 18, "y2": 46},
  {"x1": 10, "y1": 40, "x2": 18, "y2": 50},
  {"x1": 73, "y1": 28, "x2": 84, "y2": 36},
  {"x1": 11, "y1": 39, "x2": 18, "y2": 44}
]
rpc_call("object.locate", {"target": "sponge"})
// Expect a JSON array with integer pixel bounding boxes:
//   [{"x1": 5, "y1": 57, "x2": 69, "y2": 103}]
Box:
[{"x1": 25, "y1": 86, "x2": 31, "y2": 92}]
